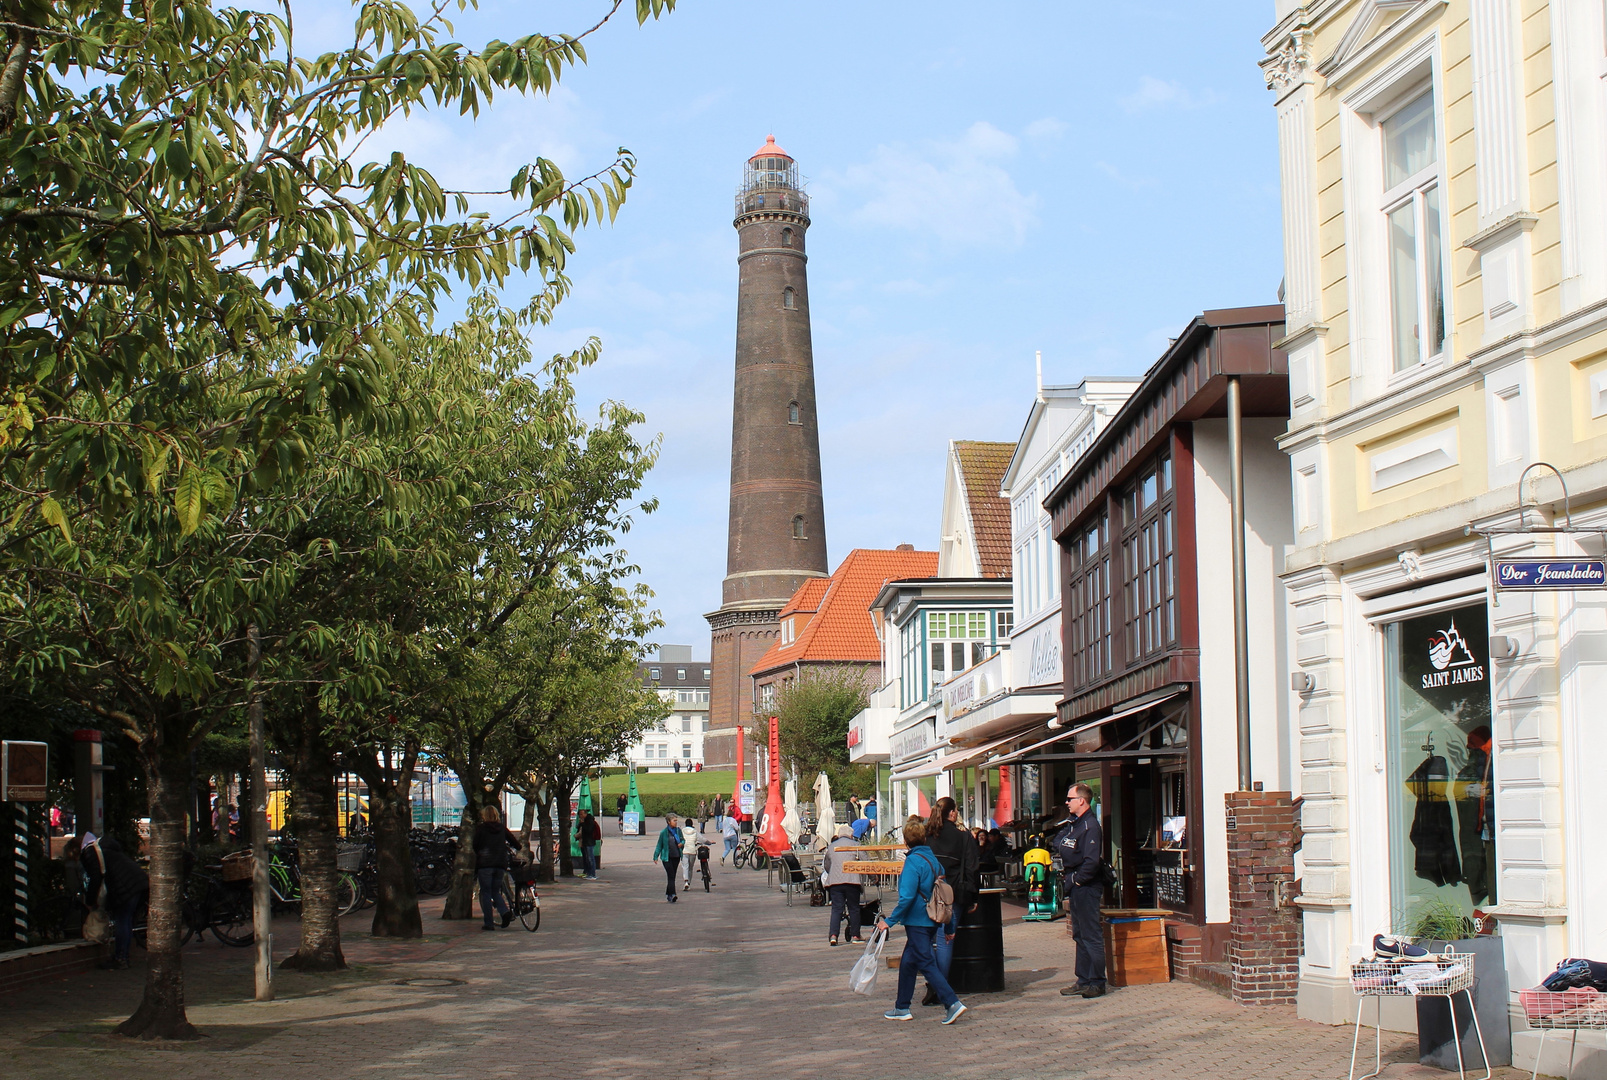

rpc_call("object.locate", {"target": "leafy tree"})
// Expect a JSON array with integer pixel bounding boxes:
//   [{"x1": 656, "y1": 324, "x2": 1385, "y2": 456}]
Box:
[
  {"x1": 772, "y1": 667, "x2": 872, "y2": 787},
  {"x1": 0, "y1": 0, "x2": 676, "y2": 1037}
]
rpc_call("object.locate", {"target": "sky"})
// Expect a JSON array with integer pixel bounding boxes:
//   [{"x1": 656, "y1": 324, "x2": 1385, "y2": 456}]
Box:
[{"x1": 304, "y1": 0, "x2": 1285, "y2": 656}]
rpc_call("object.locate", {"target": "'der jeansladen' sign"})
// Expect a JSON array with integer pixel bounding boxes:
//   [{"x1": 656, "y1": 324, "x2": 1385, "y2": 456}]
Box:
[{"x1": 1494, "y1": 559, "x2": 1607, "y2": 590}]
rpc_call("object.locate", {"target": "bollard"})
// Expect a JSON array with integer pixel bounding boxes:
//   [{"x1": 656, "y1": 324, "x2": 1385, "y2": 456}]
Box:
[{"x1": 13, "y1": 803, "x2": 28, "y2": 944}]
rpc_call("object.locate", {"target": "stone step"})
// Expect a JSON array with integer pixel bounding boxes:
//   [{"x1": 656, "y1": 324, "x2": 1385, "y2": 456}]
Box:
[{"x1": 1189, "y1": 961, "x2": 1233, "y2": 998}]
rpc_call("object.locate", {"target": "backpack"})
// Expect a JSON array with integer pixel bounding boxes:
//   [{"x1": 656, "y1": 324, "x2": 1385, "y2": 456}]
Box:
[{"x1": 918, "y1": 850, "x2": 954, "y2": 925}]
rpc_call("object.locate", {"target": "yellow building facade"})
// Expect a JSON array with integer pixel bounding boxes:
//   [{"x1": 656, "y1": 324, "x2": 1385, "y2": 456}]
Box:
[{"x1": 1262, "y1": 0, "x2": 1607, "y2": 1066}]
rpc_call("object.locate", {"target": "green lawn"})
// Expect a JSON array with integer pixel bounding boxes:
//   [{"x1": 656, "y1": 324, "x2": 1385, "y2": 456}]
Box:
[{"x1": 592, "y1": 768, "x2": 742, "y2": 799}]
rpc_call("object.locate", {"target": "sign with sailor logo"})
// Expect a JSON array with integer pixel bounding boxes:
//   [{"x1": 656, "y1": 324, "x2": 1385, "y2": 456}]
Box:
[{"x1": 1395, "y1": 603, "x2": 1491, "y2": 715}]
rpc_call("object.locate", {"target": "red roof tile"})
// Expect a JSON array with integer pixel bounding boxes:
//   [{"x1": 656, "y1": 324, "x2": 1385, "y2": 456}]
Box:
[
  {"x1": 750, "y1": 547, "x2": 937, "y2": 676},
  {"x1": 954, "y1": 441, "x2": 1015, "y2": 578}
]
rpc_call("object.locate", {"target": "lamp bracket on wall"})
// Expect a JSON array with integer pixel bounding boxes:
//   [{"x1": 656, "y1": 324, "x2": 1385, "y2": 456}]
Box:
[{"x1": 1464, "y1": 462, "x2": 1607, "y2": 608}]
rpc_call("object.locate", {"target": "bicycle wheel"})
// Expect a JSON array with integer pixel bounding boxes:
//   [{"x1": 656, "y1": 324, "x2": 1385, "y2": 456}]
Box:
[
  {"x1": 210, "y1": 888, "x2": 255, "y2": 947},
  {"x1": 335, "y1": 873, "x2": 361, "y2": 916},
  {"x1": 751, "y1": 851, "x2": 769, "y2": 871},
  {"x1": 732, "y1": 847, "x2": 748, "y2": 869},
  {"x1": 517, "y1": 886, "x2": 541, "y2": 932},
  {"x1": 703, "y1": 870, "x2": 711, "y2": 892}
]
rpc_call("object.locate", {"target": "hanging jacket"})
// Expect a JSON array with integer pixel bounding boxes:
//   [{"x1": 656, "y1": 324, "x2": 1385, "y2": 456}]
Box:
[{"x1": 1408, "y1": 754, "x2": 1461, "y2": 888}]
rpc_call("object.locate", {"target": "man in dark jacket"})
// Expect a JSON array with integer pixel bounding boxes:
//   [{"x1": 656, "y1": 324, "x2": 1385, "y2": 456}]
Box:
[
  {"x1": 1054, "y1": 784, "x2": 1107, "y2": 998},
  {"x1": 80, "y1": 834, "x2": 148, "y2": 969},
  {"x1": 578, "y1": 811, "x2": 602, "y2": 880}
]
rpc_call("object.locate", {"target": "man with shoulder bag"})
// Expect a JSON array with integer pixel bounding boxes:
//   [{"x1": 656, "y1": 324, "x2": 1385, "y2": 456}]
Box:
[{"x1": 1054, "y1": 783, "x2": 1109, "y2": 999}]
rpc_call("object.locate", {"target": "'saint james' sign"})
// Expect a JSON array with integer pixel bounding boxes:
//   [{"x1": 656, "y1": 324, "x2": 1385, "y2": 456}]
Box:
[{"x1": 1494, "y1": 559, "x2": 1607, "y2": 591}]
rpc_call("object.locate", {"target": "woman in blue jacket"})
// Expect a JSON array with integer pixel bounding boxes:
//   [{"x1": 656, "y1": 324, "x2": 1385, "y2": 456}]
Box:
[
  {"x1": 652, "y1": 814, "x2": 684, "y2": 903},
  {"x1": 875, "y1": 815, "x2": 966, "y2": 1024}
]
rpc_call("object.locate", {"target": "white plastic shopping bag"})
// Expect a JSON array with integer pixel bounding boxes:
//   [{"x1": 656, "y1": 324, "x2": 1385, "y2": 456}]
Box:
[{"x1": 848, "y1": 926, "x2": 888, "y2": 995}]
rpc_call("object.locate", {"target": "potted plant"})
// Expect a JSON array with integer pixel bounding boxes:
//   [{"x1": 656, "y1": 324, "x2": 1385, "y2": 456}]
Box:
[{"x1": 1401, "y1": 900, "x2": 1511, "y2": 1070}]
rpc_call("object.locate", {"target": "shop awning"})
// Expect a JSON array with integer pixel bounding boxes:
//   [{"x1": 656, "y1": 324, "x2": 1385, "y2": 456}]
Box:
[
  {"x1": 990, "y1": 689, "x2": 1185, "y2": 766},
  {"x1": 933, "y1": 728, "x2": 1034, "y2": 773},
  {"x1": 888, "y1": 757, "x2": 943, "y2": 782}
]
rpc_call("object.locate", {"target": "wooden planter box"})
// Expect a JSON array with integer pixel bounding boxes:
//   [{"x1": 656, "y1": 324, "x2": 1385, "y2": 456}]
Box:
[{"x1": 1101, "y1": 908, "x2": 1171, "y2": 987}]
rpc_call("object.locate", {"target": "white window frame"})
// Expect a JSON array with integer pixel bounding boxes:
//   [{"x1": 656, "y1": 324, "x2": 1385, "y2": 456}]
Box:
[
  {"x1": 1378, "y1": 90, "x2": 1446, "y2": 374},
  {"x1": 1340, "y1": 35, "x2": 1451, "y2": 407}
]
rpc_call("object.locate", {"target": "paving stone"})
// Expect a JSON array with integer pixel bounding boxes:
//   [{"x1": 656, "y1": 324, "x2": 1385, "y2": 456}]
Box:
[{"x1": 0, "y1": 836, "x2": 1548, "y2": 1079}]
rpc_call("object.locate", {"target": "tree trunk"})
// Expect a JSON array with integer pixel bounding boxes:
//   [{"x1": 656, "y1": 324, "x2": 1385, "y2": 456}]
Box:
[
  {"x1": 441, "y1": 800, "x2": 483, "y2": 920},
  {"x1": 535, "y1": 786, "x2": 555, "y2": 883},
  {"x1": 196, "y1": 772, "x2": 215, "y2": 845},
  {"x1": 348, "y1": 745, "x2": 421, "y2": 938},
  {"x1": 238, "y1": 767, "x2": 253, "y2": 848},
  {"x1": 517, "y1": 793, "x2": 536, "y2": 860},
  {"x1": 118, "y1": 718, "x2": 199, "y2": 1040},
  {"x1": 279, "y1": 724, "x2": 345, "y2": 970},
  {"x1": 555, "y1": 772, "x2": 575, "y2": 879},
  {"x1": 366, "y1": 783, "x2": 420, "y2": 937}
]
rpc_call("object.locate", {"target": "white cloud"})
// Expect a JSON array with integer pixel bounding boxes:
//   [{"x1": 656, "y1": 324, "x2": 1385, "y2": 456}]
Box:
[
  {"x1": 1024, "y1": 117, "x2": 1068, "y2": 141},
  {"x1": 1120, "y1": 76, "x2": 1218, "y2": 113},
  {"x1": 819, "y1": 121, "x2": 1039, "y2": 248}
]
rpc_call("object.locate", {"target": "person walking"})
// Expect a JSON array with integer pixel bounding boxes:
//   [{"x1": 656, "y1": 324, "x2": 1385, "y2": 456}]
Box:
[
  {"x1": 922, "y1": 796, "x2": 978, "y2": 1006},
  {"x1": 472, "y1": 805, "x2": 518, "y2": 929},
  {"x1": 616, "y1": 793, "x2": 627, "y2": 823},
  {"x1": 697, "y1": 798, "x2": 710, "y2": 833},
  {"x1": 680, "y1": 815, "x2": 700, "y2": 890},
  {"x1": 720, "y1": 813, "x2": 740, "y2": 864},
  {"x1": 653, "y1": 815, "x2": 684, "y2": 902},
  {"x1": 712, "y1": 794, "x2": 726, "y2": 832},
  {"x1": 822, "y1": 824, "x2": 864, "y2": 946},
  {"x1": 876, "y1": 816, "x2": 965, "y2": 1025},
  {"x1": 578, "y1": 810, "x2": 602, "y2": 880},
  {"x1": 1054, "y1": 783, "x2": 1108, "y2": 998},
  {"x1": 78, "y1": 833, "x2": 147, "y2": 969}
]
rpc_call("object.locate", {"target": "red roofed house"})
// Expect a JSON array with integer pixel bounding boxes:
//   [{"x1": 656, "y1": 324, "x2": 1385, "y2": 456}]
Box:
[{"x1": 748, "y1": 546, "x2": 937, "y2": 719}]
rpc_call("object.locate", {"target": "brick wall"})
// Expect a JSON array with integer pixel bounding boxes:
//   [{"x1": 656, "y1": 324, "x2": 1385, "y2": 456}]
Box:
[
  {"x1": 1226, "y1": 790, "x2": 1300, "y2": 1006},
  {"x1": 1166, "y1": 921, "x2": 1203, "y2": 978}
]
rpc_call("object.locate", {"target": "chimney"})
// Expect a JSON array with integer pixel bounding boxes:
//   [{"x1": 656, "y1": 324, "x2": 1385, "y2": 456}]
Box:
[{"x1": 895, "y1": 544, "x2": 915, "y2": 552}]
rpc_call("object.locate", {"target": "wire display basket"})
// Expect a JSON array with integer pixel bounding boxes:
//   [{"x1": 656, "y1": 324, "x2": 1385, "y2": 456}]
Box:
[
  {"x1": 1350, "y1": 946, "x2": 1490, "y2": 1080},
  {"x1": 1519, "y1": 986, "x2": 1607, "y2": 1030},
  {"x1": 1350, "y1": 950, "x2": 1477, "y2": 997},
  {"x1": 335, "y1": 843, "x2": 366, "y2": 872}
]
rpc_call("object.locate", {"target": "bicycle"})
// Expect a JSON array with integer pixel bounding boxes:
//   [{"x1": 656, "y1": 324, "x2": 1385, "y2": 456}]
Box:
[
  {"x1": 502, "y1": 865, "x2": 542, "y2": 931},
  {"x1": 697, "y1": 843, "x2": 714, "y2": 892},
  {"x1": 732, "y1": 835, "x2": 768, "y2": 871},
  {"x1": 267, "y1": 842, "x2": 361, "y2": 916},
  {"x1": 181, "y1": 864, "x2": 253, "y2": 947}
]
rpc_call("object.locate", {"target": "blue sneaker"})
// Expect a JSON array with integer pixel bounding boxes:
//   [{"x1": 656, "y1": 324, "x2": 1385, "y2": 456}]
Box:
[
  {"x1": 942, "y1": 1001, "x2": 967, "y2": 1025},
  {"x1": 1373, "y1": 934, "x2": 1428, "y2": 960},
  {"x1": 883, "y1": 1009, "x2": 912, "y2": 1021}
]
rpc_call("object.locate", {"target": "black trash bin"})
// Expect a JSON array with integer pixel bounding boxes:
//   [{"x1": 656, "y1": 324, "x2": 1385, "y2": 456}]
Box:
[{"x1": 948, "y1": 887, "x2": 1006, "y2": 993}]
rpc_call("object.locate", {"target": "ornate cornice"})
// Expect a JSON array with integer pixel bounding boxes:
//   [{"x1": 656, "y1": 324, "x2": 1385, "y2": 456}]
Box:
[
  {"x1": 1261, "y1": 18, "x2": 1315, "y2": 95},
  {"x1": 706, "y1": 606, "x2": 783, "y2": 632}
]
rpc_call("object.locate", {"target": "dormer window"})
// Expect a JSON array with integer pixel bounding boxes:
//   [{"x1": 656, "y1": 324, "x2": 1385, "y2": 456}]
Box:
[{"x1": 788, "y1": 401, "x2": 801, "y2": 424}]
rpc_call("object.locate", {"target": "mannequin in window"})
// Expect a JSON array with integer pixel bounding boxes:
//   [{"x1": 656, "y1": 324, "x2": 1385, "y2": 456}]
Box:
[
  {"x1": 1407, "y1": 735, "x2": 1461, "y2": 888},
  {"x1": 1455, "y1": 726, "x2": 1496, "y2": 905}
]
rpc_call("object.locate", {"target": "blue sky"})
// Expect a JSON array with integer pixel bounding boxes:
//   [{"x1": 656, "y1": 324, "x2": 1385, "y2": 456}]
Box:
[{"x1": 318, "y1": 1, "x2": 1284, "y2": 654}]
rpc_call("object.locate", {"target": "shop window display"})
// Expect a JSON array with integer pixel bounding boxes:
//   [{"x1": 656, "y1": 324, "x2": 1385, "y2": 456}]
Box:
[{"x1": 1383, "y1": 601, "x2": 1495, "y2": 929}]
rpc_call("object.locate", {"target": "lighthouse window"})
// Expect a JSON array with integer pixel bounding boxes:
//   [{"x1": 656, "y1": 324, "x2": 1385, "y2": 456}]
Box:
[
  {"x1": 783, "y1": 287, "x2": 796, "y2": 310},
  {"x1": 781, "y1": 228, "x2": 793, "y2": 247},
  {"x1": 792, "y1": 515, "x2": 807, "y2": 539},
  {"x1": 788, "y1": 401, "x2": 801, "y2": 425}
]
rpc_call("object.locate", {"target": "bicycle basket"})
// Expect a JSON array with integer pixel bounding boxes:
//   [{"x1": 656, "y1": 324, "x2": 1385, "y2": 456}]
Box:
[
  {"x1": 508, "y1": 863, "x2": 539, "y2": 886},
  {"x1": 220, "y1": 851, "x2": 255, "y2": 882},
  {"x1": 335, "y1": 844, "x2": 366, "y2": 872}
]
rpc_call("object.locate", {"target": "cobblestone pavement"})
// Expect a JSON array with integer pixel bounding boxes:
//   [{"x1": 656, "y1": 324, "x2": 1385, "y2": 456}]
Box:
[{"x1": 2, "y1": 828, "x2": 1543, "y2": 1080}]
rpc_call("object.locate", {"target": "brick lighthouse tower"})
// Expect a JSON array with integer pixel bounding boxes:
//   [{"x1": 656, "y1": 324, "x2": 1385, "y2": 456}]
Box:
[{"x1": 704, "y1": 136, "x2": 830, "y2": 767}]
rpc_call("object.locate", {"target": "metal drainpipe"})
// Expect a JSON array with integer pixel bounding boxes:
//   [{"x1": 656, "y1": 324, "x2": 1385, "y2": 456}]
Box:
[{"x1": 1227, "y1": 375, "x2": 1253, "y2": 791}]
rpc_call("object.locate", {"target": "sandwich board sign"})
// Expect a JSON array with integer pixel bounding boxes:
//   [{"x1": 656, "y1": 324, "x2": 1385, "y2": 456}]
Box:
[{"x1": 1, "y1": 741, "x2": 48, "y2": 802}]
